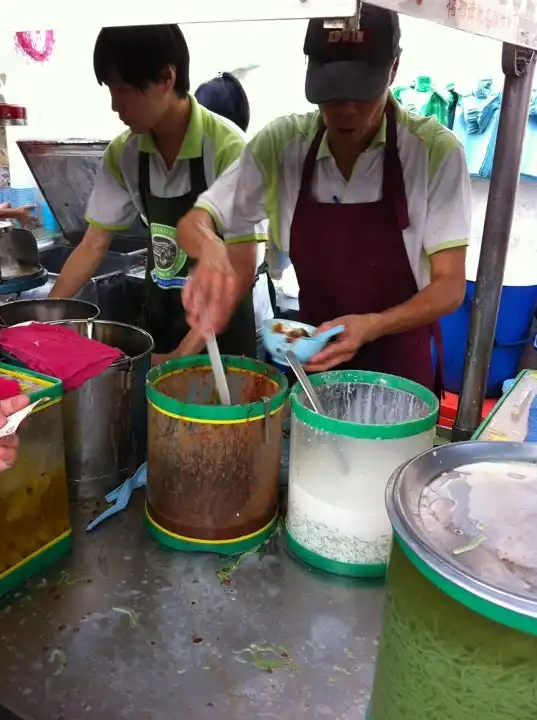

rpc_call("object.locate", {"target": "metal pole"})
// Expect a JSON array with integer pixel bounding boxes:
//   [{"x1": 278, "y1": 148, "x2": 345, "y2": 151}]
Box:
[{"x1": 452, "y1": 44, "x2": 536, "y2": 442}]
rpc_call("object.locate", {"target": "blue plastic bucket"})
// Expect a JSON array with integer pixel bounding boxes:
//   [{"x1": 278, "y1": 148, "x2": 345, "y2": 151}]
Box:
[{"x1": 441, "y1": 280, "x2": 537, "y2": 398}]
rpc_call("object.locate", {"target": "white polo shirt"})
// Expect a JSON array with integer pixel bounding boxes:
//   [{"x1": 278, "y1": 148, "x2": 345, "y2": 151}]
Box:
[
  {"x1": 85, "y1": 95, "x2": 271, "y2": 333},
  {"x1": 85, "y1": 95, "x2": 267, "y2": 246},
  {"x1": 195, "y1": 96, "x2": 471, "y2": 289}
]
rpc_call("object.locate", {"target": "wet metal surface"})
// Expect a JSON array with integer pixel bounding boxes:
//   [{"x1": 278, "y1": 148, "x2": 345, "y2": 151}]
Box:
[{"x1": 0, "y1": 494, "x2": 383, "y2": 720}]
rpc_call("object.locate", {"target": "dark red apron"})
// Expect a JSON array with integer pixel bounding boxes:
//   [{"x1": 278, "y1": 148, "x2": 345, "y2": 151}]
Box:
[{"x1": 289, "y1": 103, "x2": 443, "y2": 394}]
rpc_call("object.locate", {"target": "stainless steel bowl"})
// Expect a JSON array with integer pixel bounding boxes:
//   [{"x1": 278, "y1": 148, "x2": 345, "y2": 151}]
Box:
[{"x1": 0, "y1": 298, "x2": 100, "y2": 327}]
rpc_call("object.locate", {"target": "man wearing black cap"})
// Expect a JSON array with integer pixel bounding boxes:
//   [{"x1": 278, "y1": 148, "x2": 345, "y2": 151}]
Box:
[{"x1": 176, "y1": 5, "x2": 470, "y2": 393}]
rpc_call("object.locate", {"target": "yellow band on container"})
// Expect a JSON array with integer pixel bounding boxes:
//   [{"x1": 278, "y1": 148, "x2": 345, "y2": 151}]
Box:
[
  {"x1": 32, "y1": 398, "x2": 61, "y2": 414},
  {"x1": 148, "y1": 398, "x2": 283, "y2": 425},
  {"x1": 145, "y1": 505, "x2": 277, "y2": 545},
  {"x1": 0, "y1": 367, "x2": 52, "y2": 387}
]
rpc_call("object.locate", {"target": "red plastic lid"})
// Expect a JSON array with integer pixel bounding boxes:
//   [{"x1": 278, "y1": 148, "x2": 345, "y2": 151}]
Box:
[{"x1": 440, "y1": 391, "x2": 497, "y2": 423}]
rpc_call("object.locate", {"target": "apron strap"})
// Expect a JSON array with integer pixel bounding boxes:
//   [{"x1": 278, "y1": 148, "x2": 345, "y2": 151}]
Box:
[
  {"x1": 296, "y1": 127, "x2": 325, "y2": 202},
  {"x1": 189, "y1": 155, "x2": 208, "y2": 195},
  {"x1": 382, "y1": 102, "x2": 410, "y2": 231},
  {"x1": 138, "y1": 150, "x2": 151, "y2": 219}
]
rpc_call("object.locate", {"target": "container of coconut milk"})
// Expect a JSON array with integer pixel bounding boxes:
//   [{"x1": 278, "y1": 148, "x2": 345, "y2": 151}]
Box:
[{"x1": 285, "y1": 370, "x2": 438, "y2": 577}]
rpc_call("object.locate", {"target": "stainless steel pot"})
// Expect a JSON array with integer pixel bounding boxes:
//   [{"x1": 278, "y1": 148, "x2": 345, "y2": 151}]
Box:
[
  {"x1": 54, "y1": 319, "x2": 154, "y2": 500},
  {"x1": 0, "y1": 298, "x2": 99, "y2": 327}
]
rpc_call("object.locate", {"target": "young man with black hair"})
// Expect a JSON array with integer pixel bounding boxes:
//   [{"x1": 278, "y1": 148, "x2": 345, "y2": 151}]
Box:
[{"x1": 50, "y1": 24, "x2": 265, "y2": 362}]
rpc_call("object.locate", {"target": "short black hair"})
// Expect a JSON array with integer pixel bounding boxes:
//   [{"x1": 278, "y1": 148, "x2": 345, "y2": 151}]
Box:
[
  {"x1": 195, "y1": 73, "x2": 250, "y2": 132},
  {"x1": 94, "y1": 24, "x2": 190, "y2": 97}
]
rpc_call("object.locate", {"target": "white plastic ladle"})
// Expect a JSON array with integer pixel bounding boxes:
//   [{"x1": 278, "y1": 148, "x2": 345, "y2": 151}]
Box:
[{"x1": 205, "y1": 332, "x2": 231, "y2": 406}]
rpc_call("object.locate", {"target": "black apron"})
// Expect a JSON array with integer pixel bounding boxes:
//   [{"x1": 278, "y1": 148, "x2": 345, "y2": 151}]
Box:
[{"x1": 138, "y1": 150, "x2": 256, "y2": 355}]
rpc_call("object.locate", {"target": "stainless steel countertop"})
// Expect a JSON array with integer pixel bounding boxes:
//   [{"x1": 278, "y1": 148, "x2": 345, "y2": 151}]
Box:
[{"x1": 0, "y1": 493, "x2": 384, "y2": 720}]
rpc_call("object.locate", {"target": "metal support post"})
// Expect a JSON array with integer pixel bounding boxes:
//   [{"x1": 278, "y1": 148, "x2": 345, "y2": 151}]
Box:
[{"x1": 453, "y1": 43, "x2": 536, "y2": 441}]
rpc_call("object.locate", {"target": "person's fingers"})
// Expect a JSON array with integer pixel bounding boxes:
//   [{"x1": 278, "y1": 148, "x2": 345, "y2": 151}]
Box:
[
  {"x1": 309, "y1": 337, "x2": 353, "y2": 365},
  {"x1": 0, "y1": 394, "x2": 29, "y2": 419},
  {"x1": 305, "y1": 353, "x2": 354, "y2": 373},
  {"x1": 0, "y1": 434, "x2": 19, "y2": 450},
  {"x1": 305, "y1": 339, "x2": 354, "y2": 372},
  {"x1": 21, "y1": 204, "x2": 37, "y2": 211},
  {"x1": 314, "y1": 319, "x2": 344, "y2": 335}
]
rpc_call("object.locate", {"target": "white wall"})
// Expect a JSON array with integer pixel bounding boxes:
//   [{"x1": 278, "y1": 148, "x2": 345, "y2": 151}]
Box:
[{"x1": 0, "y1": 17, "x2": 503, "y2": 187}]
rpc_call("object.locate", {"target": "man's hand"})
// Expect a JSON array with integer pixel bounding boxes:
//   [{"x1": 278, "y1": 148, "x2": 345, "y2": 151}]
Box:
[
  {"x1": 182, "y1": 240, "x2": 239, "y2": 336},
  {"x1": 0, "y1": 394, "x2": 29, "y2": 471},
  {"x1": 178, "y1": 209, "x2": 243, "y2": 337},
  {"x1": 305, "y1": 315, "x2": 381, "y2": 373}
]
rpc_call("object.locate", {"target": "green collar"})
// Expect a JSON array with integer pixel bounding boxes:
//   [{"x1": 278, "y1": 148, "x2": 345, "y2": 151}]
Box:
[
  {"x1": 316, "y1": 94, "x2": 400, "y2": 160},
  {"x1": 137, "y1": 94, "x2": 204, "y2": 160}
]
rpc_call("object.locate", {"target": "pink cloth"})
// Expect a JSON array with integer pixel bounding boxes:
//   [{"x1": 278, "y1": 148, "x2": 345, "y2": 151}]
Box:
[
  {"x1": 0, "y1": 377, "x2": 21, "y2": 400},
  {"x1": 0, "y1": 323, "x2": 123, "y2": 391}
]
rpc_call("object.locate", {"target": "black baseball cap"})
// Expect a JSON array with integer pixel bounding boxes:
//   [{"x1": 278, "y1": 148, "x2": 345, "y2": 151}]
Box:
[{"x1": 304, "y1": 4, "x2": 401, "y2": 104}]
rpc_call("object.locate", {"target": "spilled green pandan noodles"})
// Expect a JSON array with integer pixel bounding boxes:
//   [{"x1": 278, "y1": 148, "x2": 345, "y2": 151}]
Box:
[{"x1": 369, "y1": 542, "x2": 537, "y2": 720}]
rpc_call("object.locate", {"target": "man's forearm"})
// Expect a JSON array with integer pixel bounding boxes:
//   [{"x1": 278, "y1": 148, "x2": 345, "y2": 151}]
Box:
[
  {"x1": 49, "y1": 230, "x2": 111, "y2": 298},
  {"x1": 177, "y1": 208, "x2": 220, "y2": 259},
  {"x1": 371, "y1": 276, "x2": 465, "y2": 340}
]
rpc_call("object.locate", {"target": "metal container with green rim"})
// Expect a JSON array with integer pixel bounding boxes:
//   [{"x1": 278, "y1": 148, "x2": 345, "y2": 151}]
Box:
[
  {"x1": 145, "y1": 355, "x2": 288, "y2": 555},
  {"x1": 286, "y1": 370, "x2": 438, "y2": 578},
  {"x1": 0, "y1": 363, "x2": 70, "y2": 598},
  {"x1": 369, "y1": 441, "x2": 537, "y2": 720}
]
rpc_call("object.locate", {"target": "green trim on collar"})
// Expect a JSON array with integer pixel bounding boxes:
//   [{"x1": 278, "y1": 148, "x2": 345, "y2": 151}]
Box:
[
  {"x1": 178, "y1": 95, "x2": 203, "y2": 159},
  {"x1": 137, "y1": 94, "x2": 204, "y2": 161},
  {"x1": 138, "y1": 132, "x2": 158, "y2": 154}
]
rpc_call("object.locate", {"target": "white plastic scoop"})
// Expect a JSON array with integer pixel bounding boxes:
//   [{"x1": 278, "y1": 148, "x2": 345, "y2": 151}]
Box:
[
  {"x1": 194, "y1": 280, "x2": 232, "y2": 406},
  {"x1": 0, "y1": 397, "x2": 49, "y2": 438},
  {"x1": 206, "y1": 332, "x2": 231, "y2": 406}
]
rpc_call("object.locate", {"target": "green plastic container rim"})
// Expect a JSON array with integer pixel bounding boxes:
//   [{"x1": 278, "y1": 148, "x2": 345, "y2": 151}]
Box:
[
  {"x1": 285, "y1": 527, "x2": 387, "y2": 579},
  {"x1": 0, "y1": 362, "x2": 63, "y2": 403},
  {"x1": 396, "y1": 533, "x2": 537, "y2": 636},
  {"x1": 146, "y1": 354, "x2": 288, "y2": 423},
  {"x1": 0, "y1": 531, "x2": 72, "y2": 599},
  {"x1": 289, "y1": 370, "x2": 439, "y2": 439},
  {"x1": 145, "y1": 504, "x2": 276, "y2": 556}
]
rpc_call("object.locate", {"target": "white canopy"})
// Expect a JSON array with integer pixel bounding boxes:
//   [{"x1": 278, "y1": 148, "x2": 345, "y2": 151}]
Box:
[{"x1": 0, "y1": 0, "x2": 355, "y2": 31}]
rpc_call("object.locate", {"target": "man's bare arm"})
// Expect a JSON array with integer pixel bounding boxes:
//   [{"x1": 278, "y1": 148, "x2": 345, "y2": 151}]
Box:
[{"x1": 49, "y1": 226, "x2": 113, "y2": 298}]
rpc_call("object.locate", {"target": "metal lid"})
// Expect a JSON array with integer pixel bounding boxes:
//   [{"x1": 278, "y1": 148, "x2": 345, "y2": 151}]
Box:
[
  {"x1": 16, "y1": 140, "x2": 147, "y2": 243},
  {"x1": 387, "y1": 441, "x2": 537, "y2": 634}
]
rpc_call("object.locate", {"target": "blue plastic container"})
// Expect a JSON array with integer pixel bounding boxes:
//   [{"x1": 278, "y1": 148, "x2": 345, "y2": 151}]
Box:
[
  {"x1": 41, "y1": 201, "x2": 59, "y2": 232},
  {"x1": 441, "y1": 280, "x2": 537, "y2": 398}
]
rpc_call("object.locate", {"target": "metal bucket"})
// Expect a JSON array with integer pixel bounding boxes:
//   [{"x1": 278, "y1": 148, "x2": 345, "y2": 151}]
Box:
[
  {"x1": 145, "y1": 355, "x2": 288, "y2": 554},
  {"x1": 55, "y1": 320, "x2": 154, "y2": 500},
  {"x1": 0, "y1": 298, "x2": 99, "y2": 327}
]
